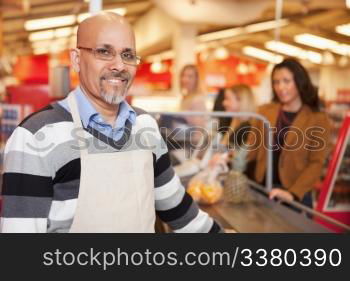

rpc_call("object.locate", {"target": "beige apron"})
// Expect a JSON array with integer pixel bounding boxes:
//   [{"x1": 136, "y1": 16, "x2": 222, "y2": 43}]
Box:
[{"x1": 67, "y1": 93, "x2": 155, "y2": 233}]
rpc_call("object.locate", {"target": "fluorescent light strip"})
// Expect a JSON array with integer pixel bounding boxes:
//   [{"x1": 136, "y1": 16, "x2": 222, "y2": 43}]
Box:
[
  {"x1": 244, "y1": 19, "x2": 289, "y2": 33},
  {"x1": 198, "y1": 28, "x2": 244, "y2": 42},
  {"x1": 265, "y1": 41, "x2": 322, "y2": 64},
  {"x1": 55, "y1": 27, "x2": 72, "y2": 38},
  {"x1": 25, "y1": 15, "x2": 76, "y2": 31},
  {"x1": 242, "y1": 46, "x2": 283, "y2": 63},
  {"x1": 294, "y1": 33, "x2": 337, "y2": 49},
  {"x1": 295, "y1": 33, "x2": 350, "y2": 56},
  {"x1": 29, "y1": 30, "x2": 54, "y2": 41},
  {"x1": 336, "y1": 24, "x2": 350, "y2": 36},
  {"x1": 32, "y1": 38, "x2": 69, "y2": 51},
  {"x1": 29, "y1": 27, "x2": 73, "y2": 42},
  {"x1": 198, "y1": 19, "x2": 289, "y2": 42},
  {"x1": 77, "y1": 13, "x2": 90, "y2": 23},
  {"x1": 26, "y1": 8, "x2": 126, "y2": 31}
]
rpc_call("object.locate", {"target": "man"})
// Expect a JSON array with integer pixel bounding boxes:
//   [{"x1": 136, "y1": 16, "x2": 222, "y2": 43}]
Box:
[{"x1": 0, "y1": 12, "x2": 223, "y2": 233}]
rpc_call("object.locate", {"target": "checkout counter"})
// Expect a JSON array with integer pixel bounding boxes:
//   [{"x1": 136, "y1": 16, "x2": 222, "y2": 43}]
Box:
[{"x1": 154, "y1": 110, "x2": 350, "y2": 233}]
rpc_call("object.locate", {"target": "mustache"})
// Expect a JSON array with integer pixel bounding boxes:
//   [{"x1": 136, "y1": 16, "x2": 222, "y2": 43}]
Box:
[{"x1": 101, "y1": 71, "x2": 131, "y2": 81}]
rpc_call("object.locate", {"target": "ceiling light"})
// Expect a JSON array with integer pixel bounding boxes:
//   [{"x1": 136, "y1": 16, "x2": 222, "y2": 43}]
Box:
[
  {"x1": 77, "y1": 13, "x2": 90, "y2": 23},
  {"x1": 242, "y1": 46, "x2": 283, "y2": 64},
  {"x1": 347, "y1": 0, "x2": 350, "y2": 9},
  {"x1": 244, "y1": 19, "x2": 289, "y2": 33},
  {"x1": 29, "y1": 30, "x2": 54, "y2": 41},
  {"x1": 25, "y1": 15, "x2": 76, "y2": 31},
  {"x1": 236, "y1": 63, "x2": 249, "y2": 75},
  {"x1": 294, "y1": 33, "x2": 338, "y2": 50},
  {"x1": 198, "y1": 27, "x2": 244, "y2": 42},
  {"x1": 150, "y1": 61, "x2": 166, "y2": 73},
  {"x1": 294, "y1": 33, "x2": 350, "y2": 56},
  {"x1": 265, "y1": 41, "x2": 322, "y2": 64},
  {"x1": 32, "y1": 38, "x2": 68, "y2": 50},
  {"x1": 330, "y1": 44, "x2": 350, "y2": 56},
  {"x1": 266, "y1": 41, "x2": 302, "y2": 57},
  {"x1": 55, "y1": 27, "x2": 72, "y2": 38},
  {"x1": 214, "y1": 47, "x2": 229, "y2": 60},
  {"x1": 30, "y1": 27, "x2": 73, "y2": 44},
  {"x1": 107, "y1": 8, "x2": 127, "y2": 16},
  {"x1": 198, "y1": 19, "x2": 289, "y2": 43},
  {"x1": 335, "y1": 23, "x2": 350, "y2": 36}
]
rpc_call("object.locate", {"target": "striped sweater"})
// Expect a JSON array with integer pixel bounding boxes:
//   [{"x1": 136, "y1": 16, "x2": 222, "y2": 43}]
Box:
[{"x1": 0, "y1": 101, "x2": 222, "y2": 233}]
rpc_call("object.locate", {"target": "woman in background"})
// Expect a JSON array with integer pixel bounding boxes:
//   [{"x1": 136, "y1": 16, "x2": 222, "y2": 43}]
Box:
[
  {"x1": 158, "y1": 65, "x2": 207, "y2": 154},
  {"x1": 212, "y1": 88, "x2": 232, "y2": 134},
  {"x1": 247, "y1": 58, "x2": 331, "y2": 208},
  {"x1": 210, "y1": 84, "x2": 256, "y2": 172},
  {"x1": 179, "y1": 64, "x2": 208, "y2": 128}
]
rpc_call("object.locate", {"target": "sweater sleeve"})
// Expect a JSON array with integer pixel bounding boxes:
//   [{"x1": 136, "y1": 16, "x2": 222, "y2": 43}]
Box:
[
  {"x1": 0, "y1": 126, "x2": 54, "y2": 233},
  {"x1": 147, "y1": 116, "x2": 223, "y2": 233}
]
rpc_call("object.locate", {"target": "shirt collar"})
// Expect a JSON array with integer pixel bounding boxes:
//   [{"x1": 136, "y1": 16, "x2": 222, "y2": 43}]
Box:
[{"x1": 72, "y1": 86, "x2": 136, "y2": 128}]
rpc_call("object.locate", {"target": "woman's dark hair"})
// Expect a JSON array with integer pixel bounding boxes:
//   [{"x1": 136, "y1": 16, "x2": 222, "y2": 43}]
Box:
[
  {"x1": 272, "y1": 58, "x2": 320, "y2": 111},
  {"x1": 212, "y1": 88, "x2": 232, "y2": 133}
]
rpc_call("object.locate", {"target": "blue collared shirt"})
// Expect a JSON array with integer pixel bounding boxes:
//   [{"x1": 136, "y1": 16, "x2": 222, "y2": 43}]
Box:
[{"x1": 59, "y1": 86, "x2": 136, "y2": 141}]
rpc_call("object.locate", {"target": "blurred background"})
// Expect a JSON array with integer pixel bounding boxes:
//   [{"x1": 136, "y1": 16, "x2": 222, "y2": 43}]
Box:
[{"x1": 0, "y1": 0, "x2": 349, "y2": 232}]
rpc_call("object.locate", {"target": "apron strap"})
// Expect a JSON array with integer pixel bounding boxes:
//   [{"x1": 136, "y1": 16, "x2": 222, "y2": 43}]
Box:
[{"x1": 67, "y1": 93, "x2": 88, "y2": 156}]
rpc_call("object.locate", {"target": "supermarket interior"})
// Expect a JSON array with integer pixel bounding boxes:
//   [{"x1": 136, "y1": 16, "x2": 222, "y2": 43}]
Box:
[{"x1": 0, "y1": 0, "x2": 349, "y2": 233}]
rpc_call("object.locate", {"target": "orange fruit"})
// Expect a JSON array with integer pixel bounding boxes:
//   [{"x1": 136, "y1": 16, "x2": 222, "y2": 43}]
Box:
[
  {"x1": 200, "y1": 183, "x2": 223, "y2": 204},
  {"x1": 187, "y1": 181, "x2": 203, "y2": 202}
]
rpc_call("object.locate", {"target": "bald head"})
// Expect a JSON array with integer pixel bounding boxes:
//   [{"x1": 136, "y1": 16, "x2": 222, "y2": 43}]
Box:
[{"x1": 77, "y1": 12, "x2": 134, "y2": 47}]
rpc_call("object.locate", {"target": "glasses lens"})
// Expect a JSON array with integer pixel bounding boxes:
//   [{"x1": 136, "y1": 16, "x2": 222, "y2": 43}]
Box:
[
  {"x1": 121, "y1": 52, "x2": 139, "y2": 65},
  {"x1": 95, "y1": 47, "x2": 114, "y2": 60}
]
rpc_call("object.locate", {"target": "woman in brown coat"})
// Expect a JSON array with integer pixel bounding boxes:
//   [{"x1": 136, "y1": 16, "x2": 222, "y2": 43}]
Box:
[{"x1": 247, "y1": 59, "x2": 331, "y2": 208}]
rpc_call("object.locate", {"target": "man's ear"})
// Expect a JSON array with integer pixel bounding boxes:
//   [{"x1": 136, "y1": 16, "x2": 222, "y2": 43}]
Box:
[{"x1": 70, "y1": 48, "x2": 80, "y2": 73}]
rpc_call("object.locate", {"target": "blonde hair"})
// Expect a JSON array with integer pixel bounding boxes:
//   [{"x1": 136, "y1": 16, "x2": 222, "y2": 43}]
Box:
[
  {"x1": 229, "y1": 84, "x2": 256, "y2": 113},
  {"x1": 222, "y1": 84, "x2": 256, "y2": 145},
  {"x1": 180, "y1": 64, "x2": 202, "y2": 96}
]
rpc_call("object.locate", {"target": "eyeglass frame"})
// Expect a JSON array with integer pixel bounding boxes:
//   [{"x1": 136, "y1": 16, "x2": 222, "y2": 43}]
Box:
[{"x1": 77, "y1": 46, "x2": 141, "y2": 66}]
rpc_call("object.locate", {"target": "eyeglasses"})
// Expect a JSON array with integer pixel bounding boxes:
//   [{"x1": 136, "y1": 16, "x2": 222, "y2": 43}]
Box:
[{"x1": 77, "y1": 46, "x2": 141, "y2": 66}]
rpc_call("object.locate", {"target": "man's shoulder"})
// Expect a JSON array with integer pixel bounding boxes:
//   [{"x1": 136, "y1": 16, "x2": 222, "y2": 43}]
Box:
[
  {"x1": 131, "y1": 106, "x2": 162, "y2": 131},
  {"x1": 19, "y1": 102, "x2": 72, "y2": 134},
  {"x1": 131, "y1": 106, "x2": 148, "y2": 116}
]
